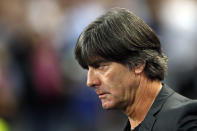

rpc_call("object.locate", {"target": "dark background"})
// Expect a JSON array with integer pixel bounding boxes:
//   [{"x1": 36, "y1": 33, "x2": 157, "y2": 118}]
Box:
[{"x1": 0, "y1": 0, "x2": 197, "y2": 130}]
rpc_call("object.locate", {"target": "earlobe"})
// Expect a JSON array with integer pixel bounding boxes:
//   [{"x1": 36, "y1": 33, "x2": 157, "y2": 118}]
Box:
[{"x1": 134, "y1": 62, "x2": 145, "y2": 75}]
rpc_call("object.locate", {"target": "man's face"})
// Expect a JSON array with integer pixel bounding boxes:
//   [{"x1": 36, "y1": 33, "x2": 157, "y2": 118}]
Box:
[{"x1": 87, "y1": 61, "x2": 140, "y2": 110}]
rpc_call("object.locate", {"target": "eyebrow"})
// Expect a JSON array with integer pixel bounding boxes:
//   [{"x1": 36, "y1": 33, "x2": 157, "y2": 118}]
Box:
[{"x1": 88, "y1": 59, "x2": 108, "y2": 67}]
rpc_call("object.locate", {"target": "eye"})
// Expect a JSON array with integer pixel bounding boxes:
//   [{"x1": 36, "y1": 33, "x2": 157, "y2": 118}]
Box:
[
  {"x1": 97, "y1": 63, "x2": 109, "y2": 70},
  {"x1": 92, "y1": 64, "x2": 102, "y2": 69},
  {"x1": 90, "y1": 61, "x2": 110, "y2": 70},
  {"x1": 97, "y1": 64, "x2": 106, "y2": 69}
]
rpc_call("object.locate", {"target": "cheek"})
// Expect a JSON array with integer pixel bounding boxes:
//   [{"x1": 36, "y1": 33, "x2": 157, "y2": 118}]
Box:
[
  {"x1": 103, "y1": 71, "x2": 128, "y2": 93},
  {"x1": 104, "y1": 70, "x2": 127, "y2": 86},
  {"x1": 108, "y1": 73, "x2": 138, "y2": 102}
]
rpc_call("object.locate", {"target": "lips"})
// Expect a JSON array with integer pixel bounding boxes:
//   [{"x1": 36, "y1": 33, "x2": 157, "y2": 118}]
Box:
[
  {"x1": 96, "y1": 90, "x2": 107, "y2": 95},
  {"x1": 95, "y1": 90, "x2": 109, "y2": 98},
  {"x1": 97, "y1": 92, "x2": 106, "y2": 95}
]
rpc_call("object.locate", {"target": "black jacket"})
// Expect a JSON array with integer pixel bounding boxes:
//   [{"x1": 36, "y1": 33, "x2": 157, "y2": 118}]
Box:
[{"x1": 124, "y1": 85, "x2": 197, "y2": 131}]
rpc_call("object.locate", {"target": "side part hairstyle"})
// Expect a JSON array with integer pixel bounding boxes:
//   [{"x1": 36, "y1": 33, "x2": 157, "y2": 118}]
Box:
[{"x1": 75, "y1": 7, "x2": 168, "y2": 81}]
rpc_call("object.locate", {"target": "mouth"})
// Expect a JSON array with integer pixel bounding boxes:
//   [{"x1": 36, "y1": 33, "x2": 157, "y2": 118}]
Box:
[
  {"x1": 96, "y1": 91, "x2": 109, "y2": 99},
  {"x1": 98, "y1": 93, "x2": 108, "y2": 99}
]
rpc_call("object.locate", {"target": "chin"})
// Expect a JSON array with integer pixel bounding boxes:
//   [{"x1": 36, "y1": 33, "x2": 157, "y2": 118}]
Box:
[
  {"x1": 101, "y1": 99, "x2": 125, "y2": 110},
  {"x1": 101, "y1": 101, "x2": 117, "y2": 110},
  {"x1": 102, "y1": 105, "x2": 111, "y2": 110}
]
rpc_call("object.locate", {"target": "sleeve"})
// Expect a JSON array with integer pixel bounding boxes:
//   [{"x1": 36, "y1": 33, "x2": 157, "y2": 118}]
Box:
[
  {"x1": 178, "y1": 116, "x2": 197, "y2": 131},
  {"x1": 177, "y1": 102, "x2": 197, "y2": 131}
]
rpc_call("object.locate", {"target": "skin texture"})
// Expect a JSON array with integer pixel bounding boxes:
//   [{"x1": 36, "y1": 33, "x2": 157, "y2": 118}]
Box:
[
  {"x1": 87, "y1": 60, "x2": 162, "y2": 130},
  {"x1": 87, "y1": 61, "x2": 141, "y2": 110}
]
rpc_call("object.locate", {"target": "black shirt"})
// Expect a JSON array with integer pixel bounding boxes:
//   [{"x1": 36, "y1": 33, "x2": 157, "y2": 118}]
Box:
[
  {"x1": 123, "y1": 85, "x2": 197, "y2": 131},
  {"x1": 124, "y1": 121, "x2": 141, "y2": 131}
]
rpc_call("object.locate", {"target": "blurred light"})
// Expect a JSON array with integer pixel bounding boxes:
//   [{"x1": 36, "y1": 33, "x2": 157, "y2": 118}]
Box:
[
  {"x1": 160, "y1": 0, "x2": 197, "y2": 32},
  {"x1": 27, "y1": 0, "x2": 62, "y2": 35}
]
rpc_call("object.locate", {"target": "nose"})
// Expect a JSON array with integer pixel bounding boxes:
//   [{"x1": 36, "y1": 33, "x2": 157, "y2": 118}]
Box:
[{"x1": 87, "y1": 67, "x2": 100, "y2": 87}]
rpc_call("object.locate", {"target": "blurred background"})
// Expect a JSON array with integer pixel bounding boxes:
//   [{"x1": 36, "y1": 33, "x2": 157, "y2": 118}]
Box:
[{"x1": 0, "y1": 0, "x2": 197, "y2": 131}]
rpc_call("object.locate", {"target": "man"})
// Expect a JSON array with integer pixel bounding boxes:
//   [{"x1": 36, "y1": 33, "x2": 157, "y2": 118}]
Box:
[{"x1": 74, "y1": 7, "x2": 197, "y2": 131}]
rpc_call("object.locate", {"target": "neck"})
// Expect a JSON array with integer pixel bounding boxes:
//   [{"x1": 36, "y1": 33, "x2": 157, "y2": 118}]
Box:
[{"x1": 125, "y1": 74, "x2": 162, "y2": 130}]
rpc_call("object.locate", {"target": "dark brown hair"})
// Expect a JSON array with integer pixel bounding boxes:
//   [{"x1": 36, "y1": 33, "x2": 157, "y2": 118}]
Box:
[{"x1": 75, "y1": 7, "x2": 168, "y2": 81}]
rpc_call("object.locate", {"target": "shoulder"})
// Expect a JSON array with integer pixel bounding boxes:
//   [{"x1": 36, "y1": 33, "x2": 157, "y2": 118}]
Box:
[
  {"x1": 163, "y1": 90, "x2": 197, "y2": 110},
  {"x1": 155, "y1": 91, "x2": 197, "y2": 131},
  {"x1": 162, "y1": 91, "x2": 197, "y2": 114}
]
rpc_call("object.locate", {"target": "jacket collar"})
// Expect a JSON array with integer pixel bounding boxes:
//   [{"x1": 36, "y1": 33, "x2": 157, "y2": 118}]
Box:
[
  {"x1": 138, "y1": 84, "x2": 175, "y2": 130},
  {"x1": 124, "y1": 84, "x2": 175, "y2": 131}
]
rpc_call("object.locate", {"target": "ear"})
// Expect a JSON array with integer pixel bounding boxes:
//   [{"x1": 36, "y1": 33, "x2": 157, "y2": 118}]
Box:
[{"x1": 134, "y1": 62, "x2": 146, "y2": 75}]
